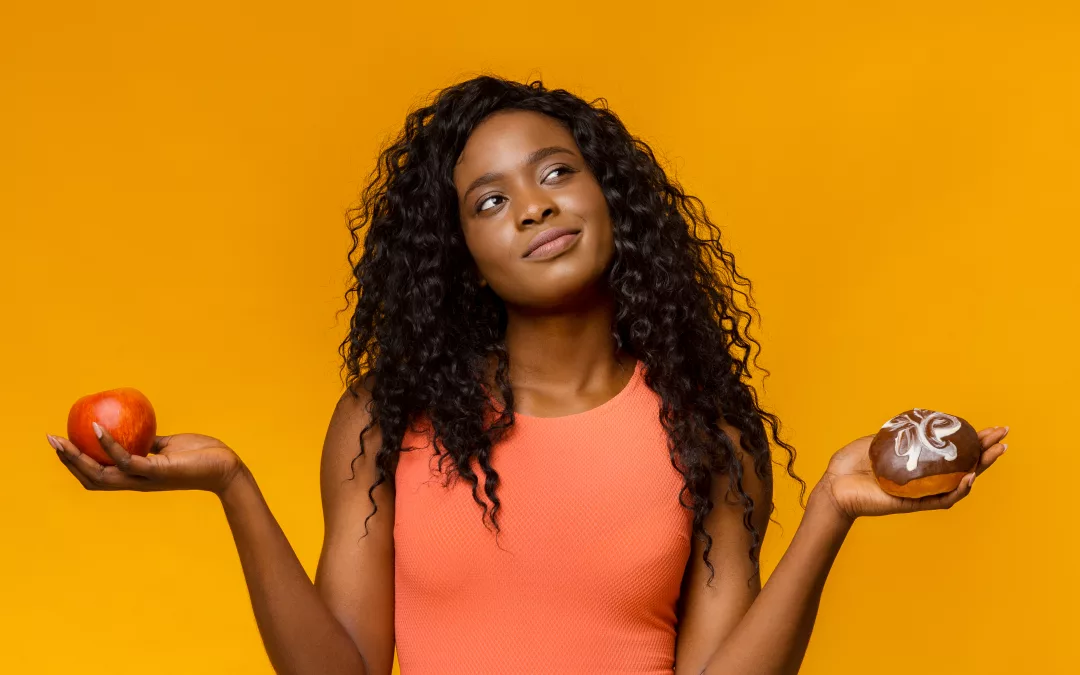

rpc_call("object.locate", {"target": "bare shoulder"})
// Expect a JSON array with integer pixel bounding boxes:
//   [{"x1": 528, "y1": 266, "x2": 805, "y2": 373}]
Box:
[
  {"x1": 323, "y1": 374, "x2": 383, "y2": 482},
  {"x1": 712, "y1": 419, "x2": 773, "y2": 529},
  {"x1": 315, "y1": 373, "x2": 395, "y2": 675},
  {"x1": 334, "y1": 373, "x2": 376, "y2": 424},
  {"x1": 673, "y1": 417, "x2": 769, "y2": 673}
]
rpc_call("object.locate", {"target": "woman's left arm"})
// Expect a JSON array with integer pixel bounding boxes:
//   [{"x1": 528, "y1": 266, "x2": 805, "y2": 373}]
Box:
[{"x1": 674, "y1": 424, "x2": 1009, "y2": 675}]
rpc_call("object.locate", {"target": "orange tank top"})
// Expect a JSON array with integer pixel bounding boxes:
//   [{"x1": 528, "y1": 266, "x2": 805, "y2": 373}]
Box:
[{"x1": 393, "y1": 360, "x2": 694, "y2": 674}]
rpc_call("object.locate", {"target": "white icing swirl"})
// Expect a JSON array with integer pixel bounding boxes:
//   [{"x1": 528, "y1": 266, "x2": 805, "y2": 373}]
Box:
[{"x1": 881, "y1": 408, "x2": 961, "y2": 472}]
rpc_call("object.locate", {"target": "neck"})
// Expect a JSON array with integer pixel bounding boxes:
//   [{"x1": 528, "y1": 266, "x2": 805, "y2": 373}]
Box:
[{"x1": 499, "y1": 289, "x2": 631, "y2": 393}]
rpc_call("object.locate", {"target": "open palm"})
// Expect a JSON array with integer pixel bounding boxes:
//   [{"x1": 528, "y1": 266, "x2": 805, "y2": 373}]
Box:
[
  {"x1": 819, "y1": 425, "x2": 1009, "y2": 520},
  {"x1": 49, "y1": 426, "x2": 242, "y2": 494}
]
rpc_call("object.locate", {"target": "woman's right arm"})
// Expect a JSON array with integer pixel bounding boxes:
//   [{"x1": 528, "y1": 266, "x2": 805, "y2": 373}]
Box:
[
  {"x1": 50, "y1": 383, "x2": 395, "y2": 675},
  {"x1": 220, "y1": 384, "x2": 395, "y2": 675},
  {"x1": 312, "y1": 384, "x2": 396, "y2": 674}
]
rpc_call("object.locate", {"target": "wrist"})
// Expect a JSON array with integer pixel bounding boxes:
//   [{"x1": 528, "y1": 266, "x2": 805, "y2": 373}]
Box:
[
  {"x1": 216, "y1": 461, "x2": 255, "y2": 505},
  {"x1": 808, "y1": 481, "x2": 857, "y2": 530}
]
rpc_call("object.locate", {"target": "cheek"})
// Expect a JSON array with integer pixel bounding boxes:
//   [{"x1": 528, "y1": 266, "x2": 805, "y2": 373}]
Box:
[
  {"x1": 592, "y1": 228, "x2": 616, "y2": 274},
  {"x1": 463, "y1": 224, "x2": 515, "y2": 279},
  {"x1": 587, "y1": 196, "x2": 616, "y2": 259},
  {"x1": 582, "y1": 186, "x2": 613, "y2": 233}
]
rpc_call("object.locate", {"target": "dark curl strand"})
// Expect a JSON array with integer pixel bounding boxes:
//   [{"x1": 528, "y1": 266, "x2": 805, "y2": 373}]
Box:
[{"x1": 337, "y1": 74, "x2": 806, "y2": 585}]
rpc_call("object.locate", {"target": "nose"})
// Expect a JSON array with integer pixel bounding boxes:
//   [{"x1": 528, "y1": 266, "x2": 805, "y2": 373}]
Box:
[{"x1": 517, "y1": 190, "x2": 558, "y2": 228}]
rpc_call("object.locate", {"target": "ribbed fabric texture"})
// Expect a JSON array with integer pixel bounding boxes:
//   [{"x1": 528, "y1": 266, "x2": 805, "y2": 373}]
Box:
[{"x1": 394, "y1": 360, "x2": 694, "y2": 674}]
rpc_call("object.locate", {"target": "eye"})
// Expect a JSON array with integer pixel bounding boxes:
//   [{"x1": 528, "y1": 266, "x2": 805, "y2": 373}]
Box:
[
  {"x1": 545, "y1": 165, "x2": 575, "y2": 181},
  {"x1": 473, "y1": 165, "x2": 574, "y2": 212},
  {"x1": 477, "y1": 194, "x2": 505, "y2": 213}
]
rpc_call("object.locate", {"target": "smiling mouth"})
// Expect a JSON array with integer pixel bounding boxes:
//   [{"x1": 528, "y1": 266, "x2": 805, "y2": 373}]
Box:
[
  {"x1": 523, "y1": 231, "x2": 582, "y2": 259},
  {"x1": 522, "y1": 226, "x2": 582, "y2": 257}
]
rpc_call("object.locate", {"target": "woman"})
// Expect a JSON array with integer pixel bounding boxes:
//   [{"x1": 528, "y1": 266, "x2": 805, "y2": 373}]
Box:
[{"x1": 48, "y1": 75, "x2": 1007, "y2": 675}]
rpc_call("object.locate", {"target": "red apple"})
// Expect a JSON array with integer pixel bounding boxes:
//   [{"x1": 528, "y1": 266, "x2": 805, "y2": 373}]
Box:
[{"x1": 67, "y1": 387, "x2": 157, "y2": 466}]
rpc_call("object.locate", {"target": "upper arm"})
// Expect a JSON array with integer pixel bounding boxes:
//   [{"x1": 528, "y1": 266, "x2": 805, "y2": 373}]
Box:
[
  {"x1": 674, "y1": 421, "x2": 773, "y2": 675},
  {"x1": 313, "y1": 381, "x2": 396, "y2": 675}
]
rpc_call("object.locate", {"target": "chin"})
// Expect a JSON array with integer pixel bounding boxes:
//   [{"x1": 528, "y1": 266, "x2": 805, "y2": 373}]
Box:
[{"x1": 514, "y1": 269, "x2": 609, "y2": 310}]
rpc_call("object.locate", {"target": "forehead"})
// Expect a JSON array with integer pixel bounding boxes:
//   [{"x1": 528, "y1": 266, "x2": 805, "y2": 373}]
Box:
[{"x1": 453, "y1": 110, "x2": 576, "y2": 183}]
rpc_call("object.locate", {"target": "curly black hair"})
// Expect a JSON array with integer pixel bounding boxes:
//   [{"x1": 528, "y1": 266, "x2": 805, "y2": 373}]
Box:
[{"x1": 338, "y1": 73, "x2": 806, "y2": 585}]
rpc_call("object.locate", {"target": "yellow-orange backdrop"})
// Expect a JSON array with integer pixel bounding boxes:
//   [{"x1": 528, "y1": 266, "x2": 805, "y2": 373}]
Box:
[{"x1": 3, "y1": 1, "x2": 1076, "y2": 673}]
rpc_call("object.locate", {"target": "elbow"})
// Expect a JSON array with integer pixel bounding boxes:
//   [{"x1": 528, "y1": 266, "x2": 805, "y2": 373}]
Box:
[
  {"x1": 696, "y1": 656, "x2": 797, "y2": 675},
  {"x1": 699, "y1": 664, "x2": 800, "y2": 675}
]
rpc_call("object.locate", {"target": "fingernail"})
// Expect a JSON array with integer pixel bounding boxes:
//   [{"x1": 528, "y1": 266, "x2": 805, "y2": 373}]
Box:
[
  {"x1": 1002, "y1": 443, "x2": 1008, "y2": 452},
  {"x1": 92, "y1": 422, "x2": 103, "y2": 439},
  {"x1": 46, "y1": 434, "x2": 60, "y2": 451},
  {"x1": 1003, "y1": 426, "x2": 1010, "y2": 435}
]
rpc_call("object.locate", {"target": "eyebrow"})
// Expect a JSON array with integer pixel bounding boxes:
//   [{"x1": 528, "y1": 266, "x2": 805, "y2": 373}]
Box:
[{"x1": 461, "y1": 145, "x2": 577, "y2": 202}]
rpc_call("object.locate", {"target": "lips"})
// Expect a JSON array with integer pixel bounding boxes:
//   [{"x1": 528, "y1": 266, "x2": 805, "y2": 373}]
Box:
[{"x1": 522, "y1": 227, "x2": 581, "y2": 258}]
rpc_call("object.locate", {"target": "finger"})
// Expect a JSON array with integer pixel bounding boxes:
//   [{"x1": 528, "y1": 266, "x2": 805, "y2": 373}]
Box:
[
  {"x1": 977, "y1": 426, "x2": 1009, "y2": 449},
  {"x1": 92, "y1": 423, "x2": 160, "y2": 478},
  {"x1": 975, "y1": 442, "x2": 1008, "y2": 475},
  {"x1": 51, "y1": 434, "x2": 151, "y2": 490},
  {"x1": 54, "y1": 448, "x2": 97, "y2": 490},
  {"x1": 93, "y1": 422, "x2": 132, "y2": 467},
  {"x1": 910, "y1": 471, "x2": 976, "y2": 512},
  {"x1": 150, "y1": 435, "x2": 173, "y2": 454},
  {"x1": 53, "y1": 445, "x2": 121, "y2": 490}
]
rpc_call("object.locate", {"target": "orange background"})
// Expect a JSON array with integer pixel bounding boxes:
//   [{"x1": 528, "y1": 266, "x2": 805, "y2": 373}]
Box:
[{"x1": 3, "y1": 1, "x2": 1076, "y2": 673}]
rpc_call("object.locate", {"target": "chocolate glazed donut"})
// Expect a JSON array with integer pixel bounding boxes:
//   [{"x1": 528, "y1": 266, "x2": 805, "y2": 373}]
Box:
[{"x1": 869, "y1": 408, "x2": 981, "y2": 498}]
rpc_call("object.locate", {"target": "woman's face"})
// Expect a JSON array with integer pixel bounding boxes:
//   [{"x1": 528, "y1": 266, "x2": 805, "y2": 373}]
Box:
[{"x1": 453, "y1": 109, "x2": 615, "y2": 309}]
